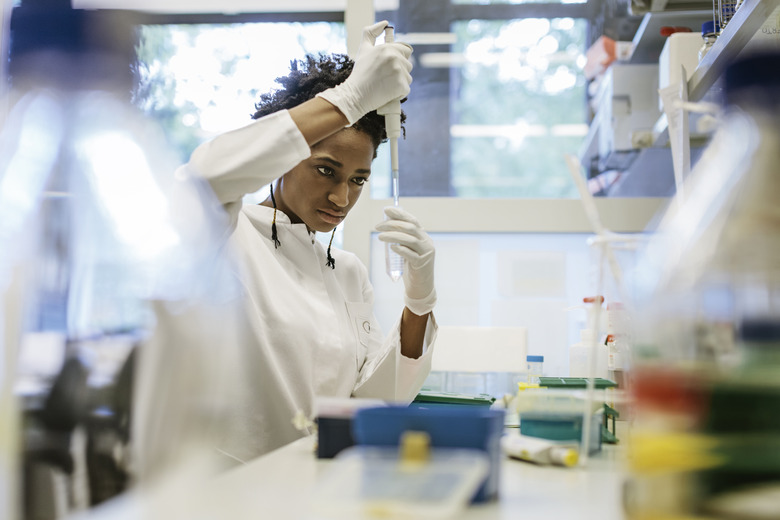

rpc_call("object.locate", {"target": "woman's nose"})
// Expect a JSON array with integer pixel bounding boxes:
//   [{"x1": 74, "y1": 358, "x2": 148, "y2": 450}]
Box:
[{"x1": 328, "y1": 182, "x2": 349, "y2": 207}]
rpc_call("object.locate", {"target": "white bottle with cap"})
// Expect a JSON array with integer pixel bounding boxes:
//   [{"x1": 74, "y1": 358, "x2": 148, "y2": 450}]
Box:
[
  {"x1": 570, "y1": 331, "x2": 609, "y2": 378},
  {"x1": 568, "y1": 296, "x2": 609, "y2": 378}
]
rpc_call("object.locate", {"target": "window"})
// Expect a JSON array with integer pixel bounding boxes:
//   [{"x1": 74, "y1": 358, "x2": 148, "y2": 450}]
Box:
[
  {"x1": 450, "y1": 17, "x2": 588, "y2": 198},
  {"x1": 372, "y1": 231, "x2": 596, "y2": 377},
  {"x1": 135, "y1": 20, "x2": 346, "y2": 164},
  {"x1": 453, "y1": 0, "x2": 586, "y2": 4},
  {"x1": 372, "y1": 0, "x2": 592, "y2": 199}
]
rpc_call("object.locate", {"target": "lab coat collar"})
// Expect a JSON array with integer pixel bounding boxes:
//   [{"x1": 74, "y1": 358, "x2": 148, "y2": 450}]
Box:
[{"x1": 248, "y1": 204, "x2": 318, "y2": 244}]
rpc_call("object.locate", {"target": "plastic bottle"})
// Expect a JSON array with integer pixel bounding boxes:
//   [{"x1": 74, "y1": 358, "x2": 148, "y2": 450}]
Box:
[
  {"x1": 625, "y1": 51, "x2": 780, "y2": 519},
  {"x1": 569, "y1": 329, "x2": 604, "y2": 378},
  {"x1": 525, "y1": 355, "x2": 544, "y2": 384},
  {"x1": 698, "y1": 20, "x2": 719, "y2": 62},
  {"x1": 567, "y1": 295, "x2": 608, "y2": 378},
  {"x1": 605, "y1": 302, "x2": 629, "y2": 386}
]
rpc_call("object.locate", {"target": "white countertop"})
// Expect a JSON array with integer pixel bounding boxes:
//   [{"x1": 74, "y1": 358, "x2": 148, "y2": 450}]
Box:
[{"x1": 74, "y1": 430, "x2": 629, "y2": 520}]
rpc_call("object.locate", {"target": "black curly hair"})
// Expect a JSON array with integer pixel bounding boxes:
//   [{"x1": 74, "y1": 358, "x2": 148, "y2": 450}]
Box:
[{"x1": 251, "y1": 53, "x2": 405, "y2": 155}]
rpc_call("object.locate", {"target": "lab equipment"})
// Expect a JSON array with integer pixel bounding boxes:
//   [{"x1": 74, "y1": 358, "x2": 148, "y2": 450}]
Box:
[
  {"x1": 526, "y1": 355, "x2": 544, "y2": 384},
  {"x1": 716, "y1": 0, "x2": 743, "y2": 32},
  {"x1": 313, "y1": 433, "x2": 489, "y2": 519},
  {"x1": 569, "y1": 329, "x2": 602, "y2": 378},
  {"x1": 584, "y1": 63, "x2": 661, "y2": 173},
  {"x1": 0, "y1": 5, "x2": 248, "y2": 517},
  {"x1": 538, "y1": 377, "x2": 617, "y2": 389},
  {"x1": 411, "y1": 390, "x2": 496, "y2": 408},
  {"x1": 625, "y1": 51, "x2": 780, "y2": 519},
  {"x1": 501, "y1": 433, "x2": 579, "y2": 467},
  {"x1": 658, "y1": 31, "x2": 702, "y2": 111},
  {"x1": 512, "y1": 387, "x2": 619, "y2": 453},
  {"x1": 698, "y1": 21, "x2": 719, "y2": 62},
  {"x1": 566, "y1": 296, "x2": 608, "y2": 378},
  {"x1": 353, "y1": 405, "x2": 505, "y2": 503},
  {"x1": 376, "y1": 25, "x2": 405, "y2": 282},
  {"x1": 314, "y1": 397, "x2": 385, "y2": 459}
]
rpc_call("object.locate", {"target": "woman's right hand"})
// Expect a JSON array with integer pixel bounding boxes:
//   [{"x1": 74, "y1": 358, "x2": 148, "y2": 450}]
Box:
[{"x1": 317, "y1": 20, "x2": 413, "y2": 125}]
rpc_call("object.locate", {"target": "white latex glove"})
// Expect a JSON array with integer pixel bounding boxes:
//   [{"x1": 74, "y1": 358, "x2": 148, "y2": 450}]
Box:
[
  {"x1": 316, "y1": 20, "x2": 413, "y2": 125},
  {"x1": 375, "y1": 206, "x2": 436, "y2": 316}
]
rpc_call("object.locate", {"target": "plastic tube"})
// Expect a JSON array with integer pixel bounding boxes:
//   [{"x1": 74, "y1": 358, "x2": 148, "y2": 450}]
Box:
[{"x1": 501, "y1": 434, "x2": 579, "y2": 467}]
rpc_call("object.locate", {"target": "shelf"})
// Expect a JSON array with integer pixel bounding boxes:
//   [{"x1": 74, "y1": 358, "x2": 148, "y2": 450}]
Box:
[
  {"x1": 688, "y1": 0, "x2": 780, "y2": 101},
  {"x1": 652, "y1": 0, "x2": 780, "y2": 145},
  {"x1": 648, "y1": 0, "x2": 713, "y2": 13},
  {"x1": 629, "y1": 9, "x2": 712, "y2": 64},
  {"x1": 579, "y1": 0, "x2": 778, "y2": 185}
]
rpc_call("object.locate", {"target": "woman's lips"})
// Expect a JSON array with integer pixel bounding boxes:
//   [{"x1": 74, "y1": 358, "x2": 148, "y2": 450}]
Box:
[{"x1": 317, "y1": 210, "x2": 345, "y2": 225}]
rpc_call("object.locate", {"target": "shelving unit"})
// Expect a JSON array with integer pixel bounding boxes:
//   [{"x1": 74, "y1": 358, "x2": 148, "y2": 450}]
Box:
[
  {"x1": 629, "y1": 9, "x2": 712, "y2": 64},
  {"x1": 652, "y1": 0, "x2": 780, "y2": 145},
  {"x1": 576, "y1": 8, "x2": 713, "y2": 189},
  {"x1": 576, "y1": 0, "x2": 777, "y2": 193}
]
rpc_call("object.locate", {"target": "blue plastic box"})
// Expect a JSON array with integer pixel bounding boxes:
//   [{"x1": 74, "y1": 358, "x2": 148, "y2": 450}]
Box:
[
  {"x1": 519, "y1": 411, "x2": 603, "y2": 453},
  {"x1": 352, "y1": 406, "x2": 505, "y2": 503}
]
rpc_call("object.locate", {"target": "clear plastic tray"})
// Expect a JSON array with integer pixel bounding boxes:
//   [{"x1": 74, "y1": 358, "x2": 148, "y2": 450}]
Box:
[{"x1": 313, "y1": 444, "x2": 490, "y2": 519}]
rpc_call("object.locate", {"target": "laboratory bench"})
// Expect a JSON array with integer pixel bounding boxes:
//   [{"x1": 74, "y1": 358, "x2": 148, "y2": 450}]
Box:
[
  {"x1": 211, "y1": 433, "x2": 628, "y2": 520},
  {"x1": 76, "y1": 423, "x2": 630, "y2": 520}
]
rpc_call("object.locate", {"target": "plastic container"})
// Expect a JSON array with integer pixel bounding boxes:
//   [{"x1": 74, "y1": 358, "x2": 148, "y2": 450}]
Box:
[
  {"x1": 501, "y1": 434, "x2": 579, "y2": 467},
  {"x1": 538, "y1": 377, "x2": 617, "y2": 389},
  {"x1": 519, "y1": 410, "x2": 603, "y2": 454},
  {"x1": 352, "y1": 405, "x2": 505, "y2": 503},
  {"x1": 569, "y1": 329, "x2": 607, "y2": 378},
  {"x1": 411, "y1": 390, "x2": 496, "y2": 408},
  {"x1": 659, "y1": 31, "x2": 705, "y2": 110},
  {"x1": 314, "y1": 397, "x2": 386, "y2": 459},
  {"x1": 313, "y1": 442, "x2": 489, "y2": 519},
  {"x1": 526, "y1": 355, "x2": 544, "y2": 384}
]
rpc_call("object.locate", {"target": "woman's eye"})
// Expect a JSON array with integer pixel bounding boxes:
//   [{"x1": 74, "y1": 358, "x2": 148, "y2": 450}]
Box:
[
  {"x1": 317, "y1": 166, "x2": 334, "y2": 176},
  {"x1": 353, "y1": 177, "x2": 368, "y2": 186}
]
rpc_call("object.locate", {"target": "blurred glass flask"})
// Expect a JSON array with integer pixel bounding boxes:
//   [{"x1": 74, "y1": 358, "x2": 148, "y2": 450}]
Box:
[
  {"x1": 0, "y1": 6, "x2": 246, "y2": 517},
  {"x1": 626, "y1": 51, "x2": 780, "y2": 519}
]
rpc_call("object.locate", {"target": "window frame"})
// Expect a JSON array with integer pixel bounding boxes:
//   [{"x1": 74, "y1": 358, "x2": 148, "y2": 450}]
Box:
[
  {"x1": 345, "y1": 1, "x2": 663, "y2": 268},
  {"x1": 127, "y1": 2, "x2": 665, "y2": 269}
]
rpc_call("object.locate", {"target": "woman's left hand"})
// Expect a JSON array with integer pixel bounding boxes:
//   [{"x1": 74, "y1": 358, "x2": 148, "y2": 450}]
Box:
[{"x1": 375, "y1": 207, "x2": 436, "y2": 316}]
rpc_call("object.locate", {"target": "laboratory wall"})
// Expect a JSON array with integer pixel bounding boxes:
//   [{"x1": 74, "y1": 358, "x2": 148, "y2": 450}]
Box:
[{"x1": 372, "y1": 232, "x2": 596, "y2": 378}]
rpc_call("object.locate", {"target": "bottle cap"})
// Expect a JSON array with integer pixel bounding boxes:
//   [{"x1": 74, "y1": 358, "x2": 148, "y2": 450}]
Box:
[
  {"x1": 526, "y1": 355, "x2": 544, "y2": 363},
  {"x1": 583, "y1": 296, "x2": 604, "y2": 305},
  {"x1": 701, "y1": 20, "x2": 719, "y2": 35},
  {"x1": 737, "y1": 319, "x2": 780, "y2": 343},
  {"x1": 659, "y1": 26, "x2": 693, "y2": 36},
  {"x1": 8, "y1": 5, "x2": 136, "y2": 89},
  {"x1": 724, "y1": 51, "x2": 780, "y2": 107}
]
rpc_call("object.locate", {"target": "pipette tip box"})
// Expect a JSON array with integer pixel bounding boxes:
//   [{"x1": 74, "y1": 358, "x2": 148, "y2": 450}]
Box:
[{"x1": 352, "y1": 405, "x2": 505, "y2": 503}]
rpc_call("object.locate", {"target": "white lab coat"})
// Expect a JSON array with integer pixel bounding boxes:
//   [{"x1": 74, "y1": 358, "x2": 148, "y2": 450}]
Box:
[{"x1": 179, "y1": 110, "x2": 436, "y2": 460}]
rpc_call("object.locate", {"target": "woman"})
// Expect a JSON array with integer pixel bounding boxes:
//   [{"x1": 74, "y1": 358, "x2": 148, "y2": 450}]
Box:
[{"x1": 179, "y1": 21, "x2": 437, "y2": 460}]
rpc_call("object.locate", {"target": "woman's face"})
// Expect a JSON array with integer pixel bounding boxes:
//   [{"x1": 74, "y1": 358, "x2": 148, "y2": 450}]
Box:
[{"x1": 273, "y1": 128, "x2": 374, "y2": 233}]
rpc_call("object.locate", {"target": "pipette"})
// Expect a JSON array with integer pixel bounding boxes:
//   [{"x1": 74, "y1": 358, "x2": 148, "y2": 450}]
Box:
[{"x1": 376, "y1": 25, "x2": 404, "y2": 282}]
